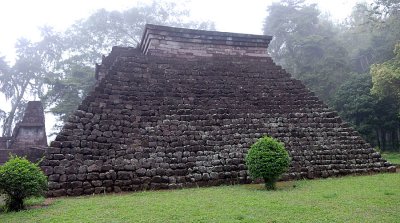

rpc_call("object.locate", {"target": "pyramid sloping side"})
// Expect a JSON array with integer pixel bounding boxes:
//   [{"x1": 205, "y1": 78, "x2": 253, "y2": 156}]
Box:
[{"x1": 42, "y1": 48, "x2": 394, "y2": 197}]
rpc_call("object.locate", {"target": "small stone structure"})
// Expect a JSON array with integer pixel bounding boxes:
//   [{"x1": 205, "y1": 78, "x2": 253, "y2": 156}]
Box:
[
  {"x1": 0, "y1": 101, "x2": 47, "y2": 164},
  {"x1": 42, "y1": 24, "x2": 395, "y2": 197},
  {"x1": 140, "y1": 25, "x2": 271, "y2": 58}
]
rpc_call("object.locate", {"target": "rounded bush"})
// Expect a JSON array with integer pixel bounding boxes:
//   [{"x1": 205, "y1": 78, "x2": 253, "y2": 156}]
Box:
[
  {"x1": 245, "y1": 136, "x2": 290, "y2": 190},
  {"x1": 0, "y1": 155, "x2": 47, "y2": 211}
]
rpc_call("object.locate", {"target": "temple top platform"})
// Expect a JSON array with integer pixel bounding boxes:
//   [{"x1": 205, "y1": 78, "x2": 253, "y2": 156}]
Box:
[{"x1": 139, "y1": 24, "x2": 273, "y2": 58}]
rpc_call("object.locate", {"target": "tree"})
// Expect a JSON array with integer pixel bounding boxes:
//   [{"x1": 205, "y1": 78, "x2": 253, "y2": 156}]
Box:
[
  {"x1": 372, "y1": 96, "x2": 400, "y2": 150},
  {"x1": 245, "y1": 136, "x2": 290, "y2": 190},
  {"x1": 262, "y1": 0, "x2": 400, "y2": 150},
  {"x1": 0, "y1": 57, "x2": 10, "y2": 123},
  {"x1": 335, "y1": 73, "x2": 399, "y2": 151},
  {"x1": 371, "y1": 43, "x2": 400, "y2": 105},
  {"x1": 264, "y1": 0, "x2": 321, "y2": 73},
  {"x1": 44, "y1": 65, "x2": 95, "y2": 124},
  {"x1": 0, "y1": 39, "x2": 48, "y2": 137},
  {"x1": 263, "y1": 0, "x2": 350, "y2": 104},
  {"x1": 0, "y1": 156, "x2": 47, "y2": 212},
  {"x1": 370, "y1": 43, "x2": 400, "y2": 151},
  {"x1": 372, "y1": 0, "x2": 400, "y2": 18},
  {"x1": 61, "y1": 0, "x2": 214, "y2": 66},
  {"x1": 342, "y1": 0, "x2": 400, "y2": 73}
]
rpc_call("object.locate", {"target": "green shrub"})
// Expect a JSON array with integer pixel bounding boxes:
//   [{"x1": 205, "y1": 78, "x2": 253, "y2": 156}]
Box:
[
  {"x1": 0, "y1": 155, "x2": 47, "y2": 212},
  {"x1": 245, "y1": 136, "x2": 290, "y2": 190}
]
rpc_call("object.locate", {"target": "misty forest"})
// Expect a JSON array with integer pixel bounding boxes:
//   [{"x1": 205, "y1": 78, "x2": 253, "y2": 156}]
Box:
[{"x1": 0, "y1": 0, "x2": 399, "y2": 152}]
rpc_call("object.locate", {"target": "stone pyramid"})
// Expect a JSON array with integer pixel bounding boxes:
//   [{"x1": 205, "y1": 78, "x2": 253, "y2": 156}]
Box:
[{"x1": 42, "y1": 24, "x2": 395, "y2": 197}]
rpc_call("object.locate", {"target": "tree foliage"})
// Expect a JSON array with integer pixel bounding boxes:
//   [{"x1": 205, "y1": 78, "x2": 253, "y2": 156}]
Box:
[
  {"x1": 264, "y1": 0, "x2": 400, "y2": 151},
  {"x1": 335, "y1": 73, "x2": 376, "y2": 134},
  {"x1": 44, "y1": 65, "x2": 95, "y2": 126},
  {"x1": 0, "y1": 38, "x2": 50, "y2": 136},
  {"x1": 263, "y1": 0, "x2": 349, "y2": 103},
  {"x1": 335, "y1": 73, "x2": 400, "y2": 150},
  {"x1": 62, "y1": 1, "x2": 214, "y2": 66},
  {"x1": 0, "y1": 155, "x2": 47, "y2": 212},
  {"x1": 371, "y1": 43, "x2": 400, "y2": 104},
  {"x1": 245, "y1": 136, "x2": 290, "y2": 190}
]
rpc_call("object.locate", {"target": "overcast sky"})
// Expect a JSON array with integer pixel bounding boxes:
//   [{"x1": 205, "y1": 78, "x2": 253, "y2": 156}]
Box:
[{"x1": 0, "y1": 0, "x2": 365, "y2": 63}]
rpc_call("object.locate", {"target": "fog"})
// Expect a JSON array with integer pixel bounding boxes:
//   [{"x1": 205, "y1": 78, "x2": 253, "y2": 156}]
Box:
[{"x1": 0, "y1": 0, "x2": 361, "y2": 62}]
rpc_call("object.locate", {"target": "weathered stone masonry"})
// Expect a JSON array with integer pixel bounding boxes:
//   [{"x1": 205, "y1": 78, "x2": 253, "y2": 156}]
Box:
[
  {"x1": 42, "y1": 24, "x2": 395, "y2": 197},
  {"x1": 0, "y1": 101, "x2": 47, "y2": 164}
]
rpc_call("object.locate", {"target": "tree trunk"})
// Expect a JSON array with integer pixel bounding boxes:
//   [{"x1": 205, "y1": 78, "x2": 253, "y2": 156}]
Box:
[
  {"x1": 2, "y1": 81, "x2": 29, "y2": 137},
  {"x1": 398, "y1": 126, "x2": 400, "y2": 152},
  {"x1": 382, "y1": 129, "x2": 386, "y2": 151},
  {"x1": 6, "y1": 195, "x2": 24, "y2": 212},
  {"x1": 376, "y1": 128, "x2": 381, "y2": 149},
  {"x1": 2, "y1": 102, "x2": 18, "y2": 137},
  {"x1": 264, "y1": 177, "x2": 276, "y2": 190},
  {"x1": 391, "y1": 130, "x2": 396, "y2": 151}
]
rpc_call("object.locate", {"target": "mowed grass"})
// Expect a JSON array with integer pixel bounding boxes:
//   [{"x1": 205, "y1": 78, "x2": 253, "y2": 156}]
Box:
[
  {"x1": 382, "y1": 152, "x2": 400, "y2": 165},
  {"x1": 1, "y1": 173, "x2": 399, "y2": 223}
]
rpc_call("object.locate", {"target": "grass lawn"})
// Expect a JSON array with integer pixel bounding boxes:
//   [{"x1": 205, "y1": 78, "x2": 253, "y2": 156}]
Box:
[
  {"x1": 382, "y1": 152, "x2": 400, "y2": 165},
  {"x1": 0, "y1": 173, "x2": 399, "y2": 223}
]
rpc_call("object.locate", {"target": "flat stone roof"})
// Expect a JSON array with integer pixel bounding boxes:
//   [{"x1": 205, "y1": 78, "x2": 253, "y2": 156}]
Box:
[{"x1": 139, "y1": 24, "x2": 272, "y2": 57}]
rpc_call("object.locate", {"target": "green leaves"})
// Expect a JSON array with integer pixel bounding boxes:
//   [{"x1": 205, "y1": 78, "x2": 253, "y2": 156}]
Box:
[
  {"x1": 245, "y1": 136, "x2": 290, "y2": 190},
  {"x1": 263, "y1": 0, "x2": 349, "y2": 104},
  {"x1": 0, "y1": 155, "x2": 47, "y2": 211},
  {"x1": 334, "y1": 72, "x2": 400, "y2": 150},
  {"x1": 263, "y1": 0, "x2": 399, "y2": 150},
  {"x1": 44, "y1": 65, "x2": 95, "y2": 125},
  {"x1": 371, "y1": 43, "x2": 400, "y2": 102}
]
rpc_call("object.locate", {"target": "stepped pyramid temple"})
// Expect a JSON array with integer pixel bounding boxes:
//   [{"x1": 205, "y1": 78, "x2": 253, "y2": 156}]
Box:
[{"x1": 42, "y1": 24, "x2": 395, "y2": 197}]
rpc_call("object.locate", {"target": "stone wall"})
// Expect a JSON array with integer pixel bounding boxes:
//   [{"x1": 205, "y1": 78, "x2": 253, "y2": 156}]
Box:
[
  {"x1": 140, "y1": 24, "x2": 272, "y2": 58},
  {"x1": 0, "y1": 147, "x2": 46, "y2": 164},
  {"x1": 0, "y1": 101, "x2": 47, "y2": 164},
  {"x1": 42, "y1": 25, "x2": 395, "y2": 197},
  {"x1": 11, "y1": 101, "x2": 47, "y2": 149}
]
